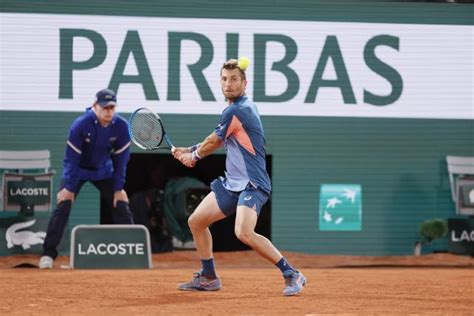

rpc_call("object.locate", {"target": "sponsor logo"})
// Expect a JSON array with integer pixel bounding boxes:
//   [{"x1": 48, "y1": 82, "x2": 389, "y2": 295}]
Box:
[
  {"x1": 5, "y1": 219, "x2": 46, "y2": 250},
  {"x1": 71, "y1": 225, "x2": 152, "y2": 268},
  {"x1": 0, "y1": 14, "x2": 472, "y2": 119},
  {"x1": 9, "y1": 187, "x2": 49, "y2": 197},
  {"x1": 244, "y1": 196, "x2": 252, "y2": 201},
  {"x1": 451, "y1": 230, "x2": 474, "y2": 243},
  {"x1": 319, "y1": 184, "x2": 362, "y2": 231},
  {"x1": 77, "y1": 242, "x2": 145, "y2": 255}
]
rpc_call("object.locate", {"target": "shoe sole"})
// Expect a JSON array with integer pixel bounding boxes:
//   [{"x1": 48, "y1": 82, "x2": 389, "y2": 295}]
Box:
[
  {"x1": 178, "y1": 286, "x2": 221, "y2": 291},
  {"x1": 283, "y1": 276, "x2": 307, "y2": 296}
]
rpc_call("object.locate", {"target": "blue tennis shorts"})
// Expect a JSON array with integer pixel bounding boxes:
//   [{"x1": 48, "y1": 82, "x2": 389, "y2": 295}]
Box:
[{"x1": 210, "y1": 178, "x2": 270, "y2": 217}]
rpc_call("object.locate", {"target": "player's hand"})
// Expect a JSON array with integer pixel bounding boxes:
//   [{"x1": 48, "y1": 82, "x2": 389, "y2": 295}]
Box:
[
  {"x1": 172, "y1": 146, "x2": 190, "y2": 159},
  {"x1": 113, "y1": 190, "x2": 129, "y2": 207},
  {"x1": 57, "y1": 188, "x2": 75, "y2": 204},
  {"x1": 178, "y1": 152, "x2": 196, "y2": 168}
]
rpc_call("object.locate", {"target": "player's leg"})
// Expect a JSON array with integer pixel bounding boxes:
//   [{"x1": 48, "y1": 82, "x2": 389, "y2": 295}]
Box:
[
  {"x1": 234, "y1": 204, "x2": 282, "y2": 263},
  {"x1": 93, "y1": 179, "x2": 134, "y2": 224},
  {"x1": 234, "y1": 188, "x2": 306, "y2": 296},
  {"x1": 178, "y1": 191, "x2": 225, "y2": 291},
  {"x1": 178, "y1": 179, "x2": 237, "y2": 291},
  {"x1": 187, "y1": 191, "x2": 226, "y2": 260},
  {"x1": 40, "y1": 180, "x2": 85, "y2": 268}
]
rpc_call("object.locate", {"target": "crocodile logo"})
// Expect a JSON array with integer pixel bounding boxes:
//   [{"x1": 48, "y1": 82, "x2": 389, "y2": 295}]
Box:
[{"x1": 6, "y1": 219, "x2": 46, "y2": 250}]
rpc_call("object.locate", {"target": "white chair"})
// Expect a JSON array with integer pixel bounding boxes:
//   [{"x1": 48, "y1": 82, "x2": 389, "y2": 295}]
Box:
[
  {"x1": 0, "y1": 150, "x2": 54, "y2": 213},
  {"x1": 0, "y1": 150, "x2": 51, "y2": 172},
  {"x1": 447, "y1": 156, "x2": 474, "y2": 215}
]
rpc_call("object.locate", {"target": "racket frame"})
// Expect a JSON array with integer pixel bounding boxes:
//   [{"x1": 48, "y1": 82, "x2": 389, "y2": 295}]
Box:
[{"x1": 128, "y1": 107, "x2": 175, "y2": 151}]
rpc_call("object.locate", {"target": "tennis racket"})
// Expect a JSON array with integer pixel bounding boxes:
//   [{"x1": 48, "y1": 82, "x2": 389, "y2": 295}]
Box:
[{"x1": 128, "y1": 107, "x2": 175, "y2": 151}]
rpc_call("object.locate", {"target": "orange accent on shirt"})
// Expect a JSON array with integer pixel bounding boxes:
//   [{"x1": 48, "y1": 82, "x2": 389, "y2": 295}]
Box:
[{"x1": 226, "y1": 115, "x2": 257, "y2": 155}]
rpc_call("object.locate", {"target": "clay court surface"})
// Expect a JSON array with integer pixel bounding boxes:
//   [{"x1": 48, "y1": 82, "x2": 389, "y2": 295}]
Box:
[{"x1": 0, "y1": 251, "x2": 472, "y2": 315}]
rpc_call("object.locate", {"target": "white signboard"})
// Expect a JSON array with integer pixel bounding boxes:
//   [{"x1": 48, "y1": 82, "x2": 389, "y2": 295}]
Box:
[{"x1": 0, "y1": 13, "x2": 472, "y2": 119}]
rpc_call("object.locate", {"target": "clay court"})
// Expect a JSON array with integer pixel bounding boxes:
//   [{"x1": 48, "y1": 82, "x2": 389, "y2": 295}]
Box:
[{"x1": 0, "y1": 251, "x2": 472, "y2": 315}]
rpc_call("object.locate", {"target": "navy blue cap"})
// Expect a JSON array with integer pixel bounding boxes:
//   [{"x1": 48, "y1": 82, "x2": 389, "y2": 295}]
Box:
[{"x1": 95, "y1": 89, "x2": 117, "y2": 107}]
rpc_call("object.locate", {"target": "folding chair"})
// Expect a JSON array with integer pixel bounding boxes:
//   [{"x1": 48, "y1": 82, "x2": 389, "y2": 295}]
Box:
[
  {"x1": 447, "y1": 155, "x2": 474, "y2": 215},
  {"x1": 0, "y1": 150, "x2": 54, "y2": 216}
]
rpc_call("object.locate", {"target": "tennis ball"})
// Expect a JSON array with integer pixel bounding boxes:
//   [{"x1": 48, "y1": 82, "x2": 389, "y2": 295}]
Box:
[{"x1": 238, "y1": 56, "x2": 250, "y2": 71}]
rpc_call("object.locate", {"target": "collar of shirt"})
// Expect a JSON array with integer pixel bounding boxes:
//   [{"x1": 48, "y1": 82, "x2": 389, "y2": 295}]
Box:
[{"x1": 231, "y1": 95, "x2": 247, "y2": 105}]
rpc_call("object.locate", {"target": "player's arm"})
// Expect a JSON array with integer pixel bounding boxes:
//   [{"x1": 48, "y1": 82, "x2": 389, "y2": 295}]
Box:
[
  {"x1": 195, "y1": 105, "x2": 237, "y2": 159},
  {"x1": 174, "y1": 106, "x2": 234, "y2": 167},
  {"x1": 171, "y1": 141, "x2": 203, "y2": 156},
  {"x1": 194, "y1": 132, "x2": 222, "y2": 159},
  {"x1": 174, "y1": 132, "x2": 222, "y2": 168}
]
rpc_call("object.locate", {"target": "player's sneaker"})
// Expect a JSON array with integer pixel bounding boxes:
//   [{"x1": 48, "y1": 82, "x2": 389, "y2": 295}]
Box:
[
  {"x1": 283, "y1": 270, "x2": 306, "y2": 296},
  {"x1": 178, "y1": 271, "x2": 221, "y2": 291},
  {"x1": 39, "y1": 256, "x2": 53, "y2": 269}
]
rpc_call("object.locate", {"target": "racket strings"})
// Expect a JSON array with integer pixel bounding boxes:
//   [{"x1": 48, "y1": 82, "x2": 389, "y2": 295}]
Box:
[{"x1": 130, "y1": 111, "x2": 164, "y2": 149}]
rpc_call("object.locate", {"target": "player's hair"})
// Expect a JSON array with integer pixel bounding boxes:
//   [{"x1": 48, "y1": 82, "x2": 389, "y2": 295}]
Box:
[{"x1": 221, "y1": 59, "x2": 246, "y2": 80}]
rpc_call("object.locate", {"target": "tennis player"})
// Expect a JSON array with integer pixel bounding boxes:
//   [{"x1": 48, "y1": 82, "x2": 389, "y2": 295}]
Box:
[
  {"x1": 39, "y1": 88, "x2": 134, "y2": 269},
  {"x1": 172, "y1": 59, "x2": 306, "y2": 296}
]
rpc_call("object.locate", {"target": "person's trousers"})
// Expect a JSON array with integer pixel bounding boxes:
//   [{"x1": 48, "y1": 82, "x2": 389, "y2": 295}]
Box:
[{"x1": 42, "y1": 178, "x2": 134, "y2": 259}]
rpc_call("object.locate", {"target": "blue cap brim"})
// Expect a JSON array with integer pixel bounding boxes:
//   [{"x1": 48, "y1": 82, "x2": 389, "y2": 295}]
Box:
[{"x1": 97, "y1": 101, "x2": 117, "y2": 107}]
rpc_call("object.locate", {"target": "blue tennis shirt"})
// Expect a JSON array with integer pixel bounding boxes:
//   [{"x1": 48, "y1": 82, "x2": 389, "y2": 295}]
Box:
[
  {"x1": 63, "y1": 108, "x2": 131, "y2": 192},
  {"x1": 214, "y1": 95, "x2": 271, "y2": 194}
]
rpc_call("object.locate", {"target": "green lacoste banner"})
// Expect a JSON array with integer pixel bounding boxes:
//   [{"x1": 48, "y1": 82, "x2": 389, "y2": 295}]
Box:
[
  {"x1": 7, "y1": 179, "x2": 50, "y2": 205},
  {"x1": 70, "y1": 225, "x2": 152, "y2": 269},
  {"x1": 448, "y1": 218, "x2": 474, "y2": 255},
  {"x1": 0, "y1": 215, "x2": 50, "y2": 256},
  {"x1": 319, "y1": 184, "x2": 362, "y2": 231}
]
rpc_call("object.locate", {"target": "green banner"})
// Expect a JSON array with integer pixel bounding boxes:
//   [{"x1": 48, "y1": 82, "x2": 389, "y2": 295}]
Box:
[
  {"x1": 71, "y1": 225, "x2": 152, "y2": 269},
  {"x1": 0, "y1": 215, "x2": 48, "y2": 256},
  {"x1": 319, "y1": 184, "x2": 362, "y2": 231},
  {"x1": 448, "y1": 218, "x2": 474, "y2": 256},
  {"x1": 7, "y1": 179, "x2": 50, "y2": 205}
]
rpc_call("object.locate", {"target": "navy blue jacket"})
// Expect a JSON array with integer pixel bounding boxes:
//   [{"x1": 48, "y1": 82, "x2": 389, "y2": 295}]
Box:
[{"x1": 63, "y1": 108, "x2": 131, "y2": 192}]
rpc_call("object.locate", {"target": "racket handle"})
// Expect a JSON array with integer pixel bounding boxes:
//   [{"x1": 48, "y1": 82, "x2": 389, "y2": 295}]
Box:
[{"x1": 164, "y1": 134, "x2": 175, "y2": 151}]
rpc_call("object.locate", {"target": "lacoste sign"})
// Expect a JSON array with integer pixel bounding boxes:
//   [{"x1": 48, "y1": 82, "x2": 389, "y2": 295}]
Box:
[
  {"x1": 451, "y1": 230, "x2": 474, "y2": 243},
  {"x1": 447, "y1": 218, "x2": 474, "y2": 255},
  {"x1": 77, "y1": 242, "x2": 145, "y2": 256},
  {"x1": 70, "y1": 225, "x2": 152, "y2": 269},
  {"x1": 7, "y1": 179, "x2": 50, "y2": 205}
]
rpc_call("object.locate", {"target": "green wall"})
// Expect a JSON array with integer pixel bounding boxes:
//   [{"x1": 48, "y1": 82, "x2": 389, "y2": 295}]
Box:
[
  {"x1": 2, "y1": 0, "x2": 472, "y2": 25},
  {"x1": 1, "y1": 112, "x2": 472, "y2": 254},
  {"x1": 1, "y1": 0, "x2": 473, "y2": 255}
]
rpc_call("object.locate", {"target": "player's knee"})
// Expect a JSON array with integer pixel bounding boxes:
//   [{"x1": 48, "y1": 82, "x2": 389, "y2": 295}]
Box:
[
  {"x1": 234, "y1": 226, "x2": 253, "y2": 245},
  {"x1": 188, "y1": 214, "x2": 203, "y2": 231},
  {"x1": 188, "y1": 213, "x2": 207, "y2": 231}
]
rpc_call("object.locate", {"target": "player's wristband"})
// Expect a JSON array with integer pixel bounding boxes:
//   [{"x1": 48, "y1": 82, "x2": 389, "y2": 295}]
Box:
[
  {"x1": 188, "y1": 143, "x2": 201, "y2": 152},
  {"x1": 191, "y1": 150, "x2": 202, "y2": 161}
]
